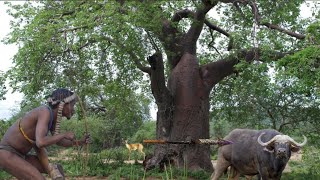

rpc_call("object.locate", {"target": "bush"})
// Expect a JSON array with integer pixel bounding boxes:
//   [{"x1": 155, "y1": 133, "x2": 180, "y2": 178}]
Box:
[
  {"x1": 61, "y1": 115, "x2": 109, "y2": 152},
  {"x1": 289, "y1": 146, "x2": 320, "y2": 176},
  {"x1": 0, "y1": 119, "x2": 15, "y2": 138},
  {"x1": 100, "y1": 147, "x2": 127, "y2": 163},
  {"x1": 131, "y1": 121, "x2": 156, "y2": 142},
  {"x1": 0, "y1": 171, "x2": 11, "y2": 180}
]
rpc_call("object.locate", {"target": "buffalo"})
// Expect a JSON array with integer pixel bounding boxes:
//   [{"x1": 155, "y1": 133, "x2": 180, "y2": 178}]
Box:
[{"x1": 211, "y1": 129, "x2": 307, "y2": 180}]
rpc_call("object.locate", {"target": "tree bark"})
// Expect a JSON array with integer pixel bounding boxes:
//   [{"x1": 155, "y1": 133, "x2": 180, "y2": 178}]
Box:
[
  {"x1": 169, "y1": 53, "x2": 212, "y2": 171},
  {"x1": 145, "y1": 52, "x2": 213, "y2": 172}
]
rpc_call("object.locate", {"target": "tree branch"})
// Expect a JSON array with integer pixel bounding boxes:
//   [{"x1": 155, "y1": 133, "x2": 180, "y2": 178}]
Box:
[
  {"x1": 146, "y1": 30, "x2": 160, "y2": 52},
  {"x1": 160, "y1": 2, "x2": 218, "y2": 68},
  {"x1": 171, "y1": 9, "x2": 193, "y2": 22},
  {"x1": 260, "y1": 22, "x2": 306, "y2": 39},
  {"x1": 279, "y1": 121, "x2": 293, "y2": 132},
  {"x1": 147, "y1": 52, "x2": 171, "y2": 103},
  {"x1": 200, "y1": 48, "x2": 258, "y2": 90},
  {"x1": 200, "y1": 48, "x2": 291, "y2": 91},
  {"x1": 248, "y1": 1, "x2": 306, "y2": 39},
  {"x1": 160, "y1": 18, "x2": 183, "y2": 69},
  {"x1": 204, "y1": 19, "x2": 230, "y2": 37},
  {"x1": 221, "y1": 0, "x2": 306, "y2": 39},
  {"x1": 58, "y1": 26, "x2": 88, "y2": 33},
  {"x1": 57, "y1": 1, "x2": 87, "y2": 18},
  {"x1": 208, "y1": 29, "x2": 223, "y2": 58},
  {"x1": 204, "y1": 19, "x2": 234, "y2": 50},
  {"x1": 88, "y1": 103, "x2": 106, "y2": 113},
  {"x1": 184, "y1": 1, "x2": 217, "y2": 54},
  {"x1": 101, "y1": 36, "x2": 151, "y2": 74}
]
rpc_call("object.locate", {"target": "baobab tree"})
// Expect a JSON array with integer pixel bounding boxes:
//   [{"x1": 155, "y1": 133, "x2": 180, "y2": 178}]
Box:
[{"x1": 4, "y1": 0, "x2": 315, "y2": 172}]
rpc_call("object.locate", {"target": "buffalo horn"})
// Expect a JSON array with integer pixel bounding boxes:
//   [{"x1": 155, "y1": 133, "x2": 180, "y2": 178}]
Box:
[
  {"x1": 288, "y1": 135, "x2": 307, "y2": 147},
  {"x1": 257, "y1": 132, "x2": 276, "y2": 146}
]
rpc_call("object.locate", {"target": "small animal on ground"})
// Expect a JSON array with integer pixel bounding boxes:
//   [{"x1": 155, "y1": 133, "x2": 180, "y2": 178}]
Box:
[{"x1": 124, "y1": 139, "x2": 145, "y2": 160}]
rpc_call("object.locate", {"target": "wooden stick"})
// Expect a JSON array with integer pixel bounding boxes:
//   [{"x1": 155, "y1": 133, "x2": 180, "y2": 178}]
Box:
[
  {"x1": 77, "y1": 94, "x2": 89, "y2": 176},
  {"x1": 143, "y1": 139, "x2": 233, "y2": 146}
]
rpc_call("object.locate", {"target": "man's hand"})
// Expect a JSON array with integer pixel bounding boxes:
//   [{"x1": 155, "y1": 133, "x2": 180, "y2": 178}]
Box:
[
  {"x1": 63, "y1": 132, "x2": 75, "y2": 141},
  {"x1": 80, "y1": 133, "x2": 91, "y2": 145}
]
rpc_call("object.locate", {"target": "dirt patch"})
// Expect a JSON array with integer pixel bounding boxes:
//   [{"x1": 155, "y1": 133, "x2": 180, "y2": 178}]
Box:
[{"x1": 290, "y1": 151, "x2": 303, "y2": 161}]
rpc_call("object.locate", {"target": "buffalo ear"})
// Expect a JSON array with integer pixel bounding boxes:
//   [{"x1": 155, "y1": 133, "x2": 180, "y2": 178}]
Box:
[
  {"x1": 264, "y1": 144, "x2": 275, "y2": 153},
  {"x1": 291, "y1": 145, "x2": 301, "y2": 152}
]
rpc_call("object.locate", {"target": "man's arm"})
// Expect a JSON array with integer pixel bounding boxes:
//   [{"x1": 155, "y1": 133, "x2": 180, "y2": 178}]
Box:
[
  {"x1": 35, "y1": 107, "x2": 75, "y2": 148},
  {"x1": 56, "y1": 138, "x2": 81, "y2": 147},
  {"x1": 56, "y1": 133, "x2": 91, "y2": 147}
]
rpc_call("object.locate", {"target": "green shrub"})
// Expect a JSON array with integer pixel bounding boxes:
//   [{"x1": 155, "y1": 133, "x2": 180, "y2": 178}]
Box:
[
  {"x1": 288, "y1": 146, "x2": 320, "y2": 176},
  {"x1": 0, "y1": 171, "x2": 12, "y2": 180},
  {"x1": 282, "y1": 174, "x2": 320, "y2": 180},
  {"x1": 131, "y1": 121, "x2": 156, "y2": 143},
  {"x1": 0, "y1": 119, "x2": 15, "y2": 138}
]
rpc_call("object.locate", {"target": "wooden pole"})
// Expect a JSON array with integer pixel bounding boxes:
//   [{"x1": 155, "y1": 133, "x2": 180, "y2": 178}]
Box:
[
  {"x1": 143, "y1": 139, "x2": 233, "y2": 146},
  {"x1": 77, "y1": 95, "x2": 89, "y2": 176}
]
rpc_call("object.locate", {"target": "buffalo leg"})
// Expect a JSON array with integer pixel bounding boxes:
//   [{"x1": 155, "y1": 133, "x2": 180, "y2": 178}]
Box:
[{"x1": 211, "y1": 157, "x2": 231, "y2": 180}]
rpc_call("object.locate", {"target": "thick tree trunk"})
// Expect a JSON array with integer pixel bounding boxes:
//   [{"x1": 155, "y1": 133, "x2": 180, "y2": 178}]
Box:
[
  {"x1": 145, "y1": 53, "x2": 213, "y2": 172},
  {"x1": 169, "y1": 53, "x2": 212, "y2": 171}
]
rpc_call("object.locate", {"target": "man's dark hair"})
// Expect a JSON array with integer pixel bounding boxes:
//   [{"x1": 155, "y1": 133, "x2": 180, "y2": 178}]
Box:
[{"x1": 48, "y1": 88, "x2": 74, "y2": 109}]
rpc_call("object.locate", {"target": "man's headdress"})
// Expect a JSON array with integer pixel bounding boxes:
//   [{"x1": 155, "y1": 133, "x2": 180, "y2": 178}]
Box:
[{"x1": 47, "y1": 88, "x2": 77, "y2": 135}]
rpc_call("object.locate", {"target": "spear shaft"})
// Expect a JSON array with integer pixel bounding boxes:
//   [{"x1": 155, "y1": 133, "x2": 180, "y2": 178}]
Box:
[
  {"x1": 143, "y1": 139, "x2": 232, "y2": 146},
  {"x1": 143, "y1": 139, "x2": 192, "y2": 144}
]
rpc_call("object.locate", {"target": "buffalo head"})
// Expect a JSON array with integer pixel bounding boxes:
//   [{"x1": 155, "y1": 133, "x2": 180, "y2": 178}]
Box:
[{"x1": 257, "y1": 133, "x2": 307, "y2": 159}]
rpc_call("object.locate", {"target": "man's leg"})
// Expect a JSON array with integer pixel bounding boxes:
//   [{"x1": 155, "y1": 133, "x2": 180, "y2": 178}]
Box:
[
  {"x1": 0, "y1": 149, "x2": 45, "y2": 180},
  {"x1": 26, "y1": 154, "x2": 64, "y2": 180},
  {"x1": 25, "y1": 155, "x2": 46, "y2": 173},
  {"x1": 31, "y1": 147, "x2": 64, "y2": 180},
  {"x1": 33, "y1": 147, "x2": 50, "y2": 173}
]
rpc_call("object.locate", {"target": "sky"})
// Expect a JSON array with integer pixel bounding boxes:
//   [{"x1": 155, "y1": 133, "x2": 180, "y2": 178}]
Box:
[
  {"x1": 0, "y1": 1, "x2": 318, "y2": 120},
  {"x1": 0, "y1": 1, "x2": 22, "y2": 120}
]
